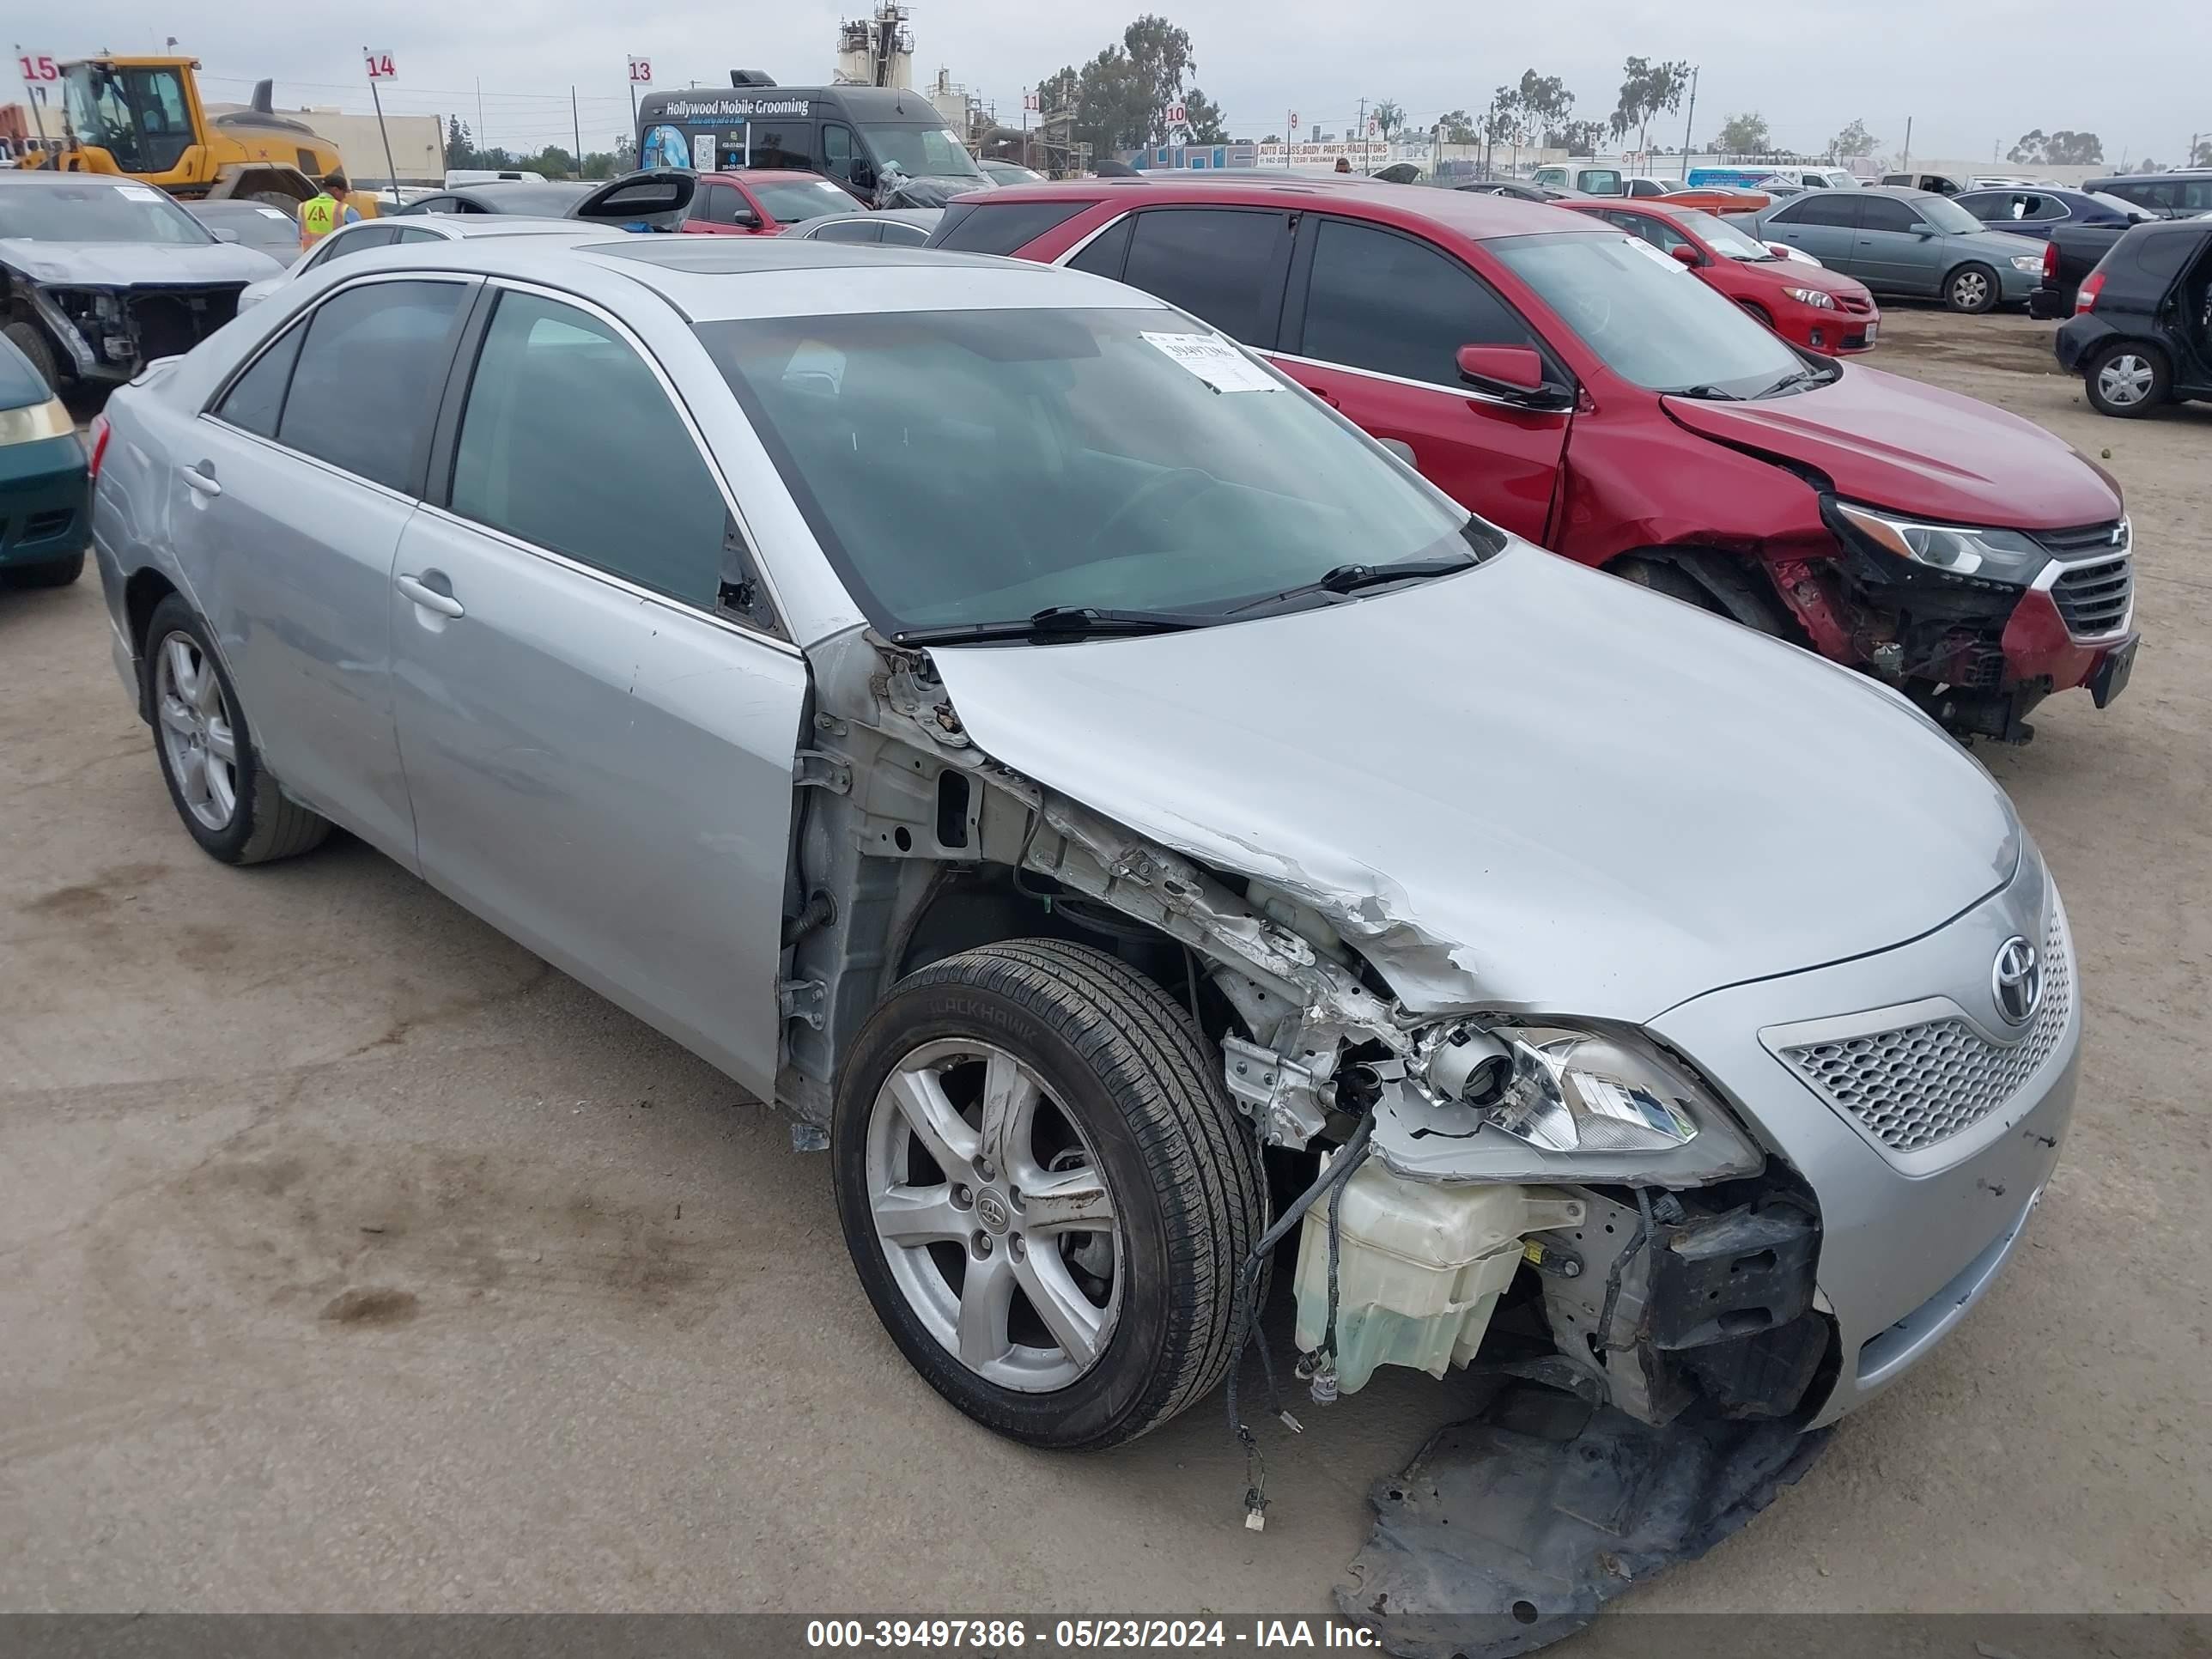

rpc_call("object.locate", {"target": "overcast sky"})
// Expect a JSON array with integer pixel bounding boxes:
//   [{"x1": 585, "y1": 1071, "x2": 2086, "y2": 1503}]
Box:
[{"x1": 27, "y1": 0, "x2": 2206, "y2": 167}]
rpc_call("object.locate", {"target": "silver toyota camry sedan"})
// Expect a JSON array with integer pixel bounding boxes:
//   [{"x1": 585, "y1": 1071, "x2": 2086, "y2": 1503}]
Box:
[{"x1": 88, "y1": 237, "x2": 2075, "y2": 1502}]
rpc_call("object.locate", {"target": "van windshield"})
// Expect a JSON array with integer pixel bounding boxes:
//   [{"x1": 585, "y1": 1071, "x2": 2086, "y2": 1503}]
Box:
[
  {"x1": 697, "y1": 306, "x2": 1482, "y2": 637},
  {"x1": 859, "y1": 124, "x2": 983, "y2": 180}
]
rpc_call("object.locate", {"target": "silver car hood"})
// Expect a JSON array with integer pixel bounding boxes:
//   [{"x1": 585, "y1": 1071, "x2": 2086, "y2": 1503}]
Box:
[
  {"x1": 0, "y1": 238, "x2": 282, "y2": 286},
  {"x1": 927, "y1": 544, "x2": 2019, "y2": 1024}
]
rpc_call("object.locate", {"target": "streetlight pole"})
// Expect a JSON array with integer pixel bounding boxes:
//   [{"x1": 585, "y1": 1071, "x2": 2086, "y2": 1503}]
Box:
[{"x1": 1679, "y1": 65, "x2": 1698, "y2": 173}]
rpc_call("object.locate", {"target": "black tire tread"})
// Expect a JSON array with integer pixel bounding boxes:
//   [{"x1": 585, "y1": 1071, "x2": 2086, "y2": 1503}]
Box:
[
  {"x1": 3, "y1": 319, "x2": 60, "y2": 392},
  {"x1": 855, "y1": 938, "x2": 1265, "y2": 1448},
  {"x1": 145, "y1": 594, "x2": 331, "y2": 866},
  {"x1": 3, "y1": 548, "x2": 84, "y2": 588}
]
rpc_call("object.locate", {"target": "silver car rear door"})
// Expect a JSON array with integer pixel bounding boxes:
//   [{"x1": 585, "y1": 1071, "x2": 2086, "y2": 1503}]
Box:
[
  {"x1": 387, "y1": 277, "x2": 807, "y2": 1100},
  {"x1": 171, "y1": 272, "x2": 477, "y2": 862}
]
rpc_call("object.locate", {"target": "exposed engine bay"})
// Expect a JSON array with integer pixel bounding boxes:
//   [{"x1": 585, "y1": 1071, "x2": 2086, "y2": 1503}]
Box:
[{"x1": 8, "y1": 275, "x2": 246, "y2": 382}]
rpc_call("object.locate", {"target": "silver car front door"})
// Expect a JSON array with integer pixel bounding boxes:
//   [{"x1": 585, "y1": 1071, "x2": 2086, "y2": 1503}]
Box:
[
  {"x1": 170, "y1": 275, "x2": 475, "y2": 861},
  {"x1": 387, "y1": 283, "x2": 807, "y2": 1100}
]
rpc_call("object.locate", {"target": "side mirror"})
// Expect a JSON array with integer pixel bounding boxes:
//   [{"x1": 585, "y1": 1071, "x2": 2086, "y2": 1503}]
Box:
[
  {"x1": 1668, "y1": 242, "x2": 1700, "y2": 265},
  {"x1": 732, "y1": 207, "x2": 760, "y2": 228},
  {"x1": 210, "y1": 228, "x2": 240, "y2": 244},
  {"x1": 1456, "y1": 344, "x2": 1566, "y2": 408},
  {"x1": 1377, "y1": 437, "x2": 1417, "y2": 467},
  {"x1": 1913, "y1": 226, "x2": 1936, "y2": 238}
]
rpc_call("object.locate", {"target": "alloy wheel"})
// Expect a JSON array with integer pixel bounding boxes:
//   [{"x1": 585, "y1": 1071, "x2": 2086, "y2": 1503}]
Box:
[
  {"x1": 1952, "y1": 270, "x2": 1990, "y2": 309},
  {"x1": 2095, "y1": 354, "x2": 2154, "y2": 406},
  {"x1": 865, "y1": 1038, "x2": 1122, "y2": 1392},
  {"x1": 155, "y1": 632, "x2": 239, "y2": 831}
]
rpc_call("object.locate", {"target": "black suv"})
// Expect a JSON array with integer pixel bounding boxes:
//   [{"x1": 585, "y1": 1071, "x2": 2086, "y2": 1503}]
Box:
[{"x1": 2054, "y1": 218, "x2": 2212, "y2": 416}]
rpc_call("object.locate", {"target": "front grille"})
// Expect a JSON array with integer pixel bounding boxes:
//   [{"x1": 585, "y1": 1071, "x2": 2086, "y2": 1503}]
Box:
[
  {"x1": 25, "y1": 508, "x2": 75, "y2": 541},
  {"x1": 123, "y1": 288, "x2": 243, "y2": 362},
  {"x1": 1780, "y1": 908, "x2": 2071, "y2": 1156},
  {"x1": 1835, "y1": 293, "x2": 1875, "y2": 313},
  {"x1": 2051, "y1": 555, "x2": 2133, "y2": 638},
  {"x1": 2036, "y1": 519, "x2": 2128, "y2": 557}
]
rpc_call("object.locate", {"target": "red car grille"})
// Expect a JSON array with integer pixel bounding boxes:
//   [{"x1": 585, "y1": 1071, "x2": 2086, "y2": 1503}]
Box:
[{"x1": 1833, "y1": 292, "x2": 1875, "y2": 314}]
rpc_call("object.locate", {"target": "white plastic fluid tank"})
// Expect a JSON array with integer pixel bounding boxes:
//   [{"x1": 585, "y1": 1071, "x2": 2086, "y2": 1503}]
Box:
[{"x1": 1292, "y1": 1156, "x2": 1585, "y2": 1394}]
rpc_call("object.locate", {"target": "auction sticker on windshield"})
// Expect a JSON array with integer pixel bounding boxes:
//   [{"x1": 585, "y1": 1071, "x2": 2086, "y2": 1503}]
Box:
[
  {"x1": 115, "y1": 184, "x2": 165, "y2": 202},
  {"x1": 1141, "y1": 331, "x2": 1279, "y2": 393}
]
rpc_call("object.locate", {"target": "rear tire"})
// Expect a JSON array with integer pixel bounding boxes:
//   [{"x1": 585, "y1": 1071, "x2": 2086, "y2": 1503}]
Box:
[
  {"x1": 832, "y1": 939, "x2": 1265, "y2": 1450},
  {"x1": 3, "y1": 320, "x2": 61, "y2": 392},
  {"x1": 2, "y1": 548, "x2": 84, "y2": 588},
  {"x1": 1738, "y1": 300, "x2": 1775, "y2": 328},
  {"x1": 143, "y1": 594, "x2": 331, "y2": 866},
  {"x1": 1945, "y1": 262, "x2": 2000, "y2": 313},
  {"x1": 2081, "y1": 342, "x2": 2170, "y2": 418}
]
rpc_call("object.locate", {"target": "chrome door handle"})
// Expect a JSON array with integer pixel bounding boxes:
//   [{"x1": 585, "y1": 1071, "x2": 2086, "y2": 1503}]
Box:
[
  {"x1": 181, "y1": 465, "x2": 221, "y2": 496},
  {"x1": 395, "y1": 573, "x2": 465, "y2": 618}
]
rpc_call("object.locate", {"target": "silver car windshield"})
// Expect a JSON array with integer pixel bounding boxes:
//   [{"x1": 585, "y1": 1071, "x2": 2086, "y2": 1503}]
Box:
[
  {"x1": 699, "y1": 307, "x2": 1480, "y2": 635},
  {"x1": 1495, "y1": 233, "x2": 1806, "y2": 398},
  {"x1": 0, "y1": 179, "x2": 214, "y2": 246}
]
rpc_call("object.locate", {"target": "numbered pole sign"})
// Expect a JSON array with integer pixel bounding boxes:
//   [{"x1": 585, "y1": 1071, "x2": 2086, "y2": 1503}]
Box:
[
  {"x1": 1166, "y1": 103, "x2": 1187, "y2": 127},
  {"x1": 628, "y1": 56, "x2": 653, "y2": 84},
  {"x1": 364, "y1": 50, "x2": 397, "y2": 80},
  {"x1": 1023, "y1": 89, "x2": 1039, "y2": 113},
  {"x1": 16, "y1": 52, "x2": 60, "y2": 82}
]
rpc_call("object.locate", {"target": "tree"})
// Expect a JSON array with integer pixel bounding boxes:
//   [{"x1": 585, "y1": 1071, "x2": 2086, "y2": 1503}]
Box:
[
  {"x1": 2194, "y1": 137, "x2": 2212, "y2": 167},
  {"x1": 1371, "y1": 98, "x2": 1406, "y2": 141},
  {"x1": 1181, "y1": 87, "x2": 1227, "y2": 144},
  {"x1": 1829, "y1": 118, "x2": 1878, "y2": 160},
  {"x1": 1437, "y1": 109, "x2": 1477, "y2": 144},
  {"x1": 1038, "y1": 14, "x2": 1199, "y2": 157},
  {"x1": 445, "y1": 115, "x2": 472, "y2": 171},
  {"x1": 1261, "y1": 133, "x2": 1279, "y2": 145},
  {"x1": 1553, "y1": 118, "x2": 1607, "y2": 155},
  {"x1": 2010, "y1": 128, "x2": 2103, "y2": 166},
  {"x1": 1714, "y1": 112, "x2": 1770, "y2": 155},
  {"x1": 1609, "y1": 57, "x2": 1692, "y2": 153},
  {"x1": 1514, "y1": 69, "x2": 1574, "y2": 146},
  {"x1": 1036, "y1": 66, "x2": 1079, "y2": 117}
]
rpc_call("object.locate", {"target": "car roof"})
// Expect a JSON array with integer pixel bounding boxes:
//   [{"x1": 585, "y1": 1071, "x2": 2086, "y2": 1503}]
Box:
[
  {"x1": 339, "y1": 234, "x2": 1165, "y2": 323},
  {"x1": 969, "y1": 176, "x2": 1596, "y2": 240}
]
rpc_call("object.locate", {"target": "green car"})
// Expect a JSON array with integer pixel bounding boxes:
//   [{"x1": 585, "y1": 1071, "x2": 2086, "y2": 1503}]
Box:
[{"x1": 0, "y1": 332, "x2": 85, "y2": 588}]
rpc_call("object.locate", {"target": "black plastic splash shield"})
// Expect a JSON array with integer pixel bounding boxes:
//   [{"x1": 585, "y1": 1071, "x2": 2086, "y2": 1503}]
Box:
[{"x1": 1334, "y1": 1382, "x2": 1832, "y2": 1658}]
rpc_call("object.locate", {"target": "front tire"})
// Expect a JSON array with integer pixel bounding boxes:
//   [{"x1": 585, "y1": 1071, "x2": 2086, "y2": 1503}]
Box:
[
  {"x1": 143, "y1": 594, "x2": 331, "y2": 865},
  {"x1": 1945, "y1": 262, "x2": 1999, "y2": 313},
  {"x1": 832, "y1": 939, "x2": 1265, "y2": 1449},
  {"x1": 2082, "y1": 342, "x2": 2170, "y2": 417},
  {"x1": 3, "y1": 320, "x2": 61, "y2": 392}
]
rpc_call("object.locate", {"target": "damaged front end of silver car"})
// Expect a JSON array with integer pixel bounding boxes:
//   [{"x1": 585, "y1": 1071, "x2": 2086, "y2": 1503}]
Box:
[{"x1": 780, "y1": 632, "x2": 1836, "y2": 1656}]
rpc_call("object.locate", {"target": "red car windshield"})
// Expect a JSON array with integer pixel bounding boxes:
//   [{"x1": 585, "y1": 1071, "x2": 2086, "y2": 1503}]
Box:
[
  {"x1": 1674, "y1": 210, "x2": 1778, "y2": 263},
  {"x1": 1496, "y1": 234, "x2": 1816, "y2": 399}
]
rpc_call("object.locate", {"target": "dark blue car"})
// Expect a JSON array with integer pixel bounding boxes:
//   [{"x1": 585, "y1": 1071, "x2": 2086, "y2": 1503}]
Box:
[
  {"x1": 1954, "y1": 185, "x2": 2156, "y2": 242},
  {"x1": 0, "y1": 332, "x2": 86, "y2": 589}
]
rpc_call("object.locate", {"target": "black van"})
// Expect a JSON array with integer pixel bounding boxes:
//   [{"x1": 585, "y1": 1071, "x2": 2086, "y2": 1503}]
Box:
[{"x1": 635, "y1": 75, "x2": 988, "y2": 200}]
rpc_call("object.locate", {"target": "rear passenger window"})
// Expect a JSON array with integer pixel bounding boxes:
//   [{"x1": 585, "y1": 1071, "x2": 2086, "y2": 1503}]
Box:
[
  {"x1": 1776, "y1": 195, "x2": 1859, "y2": 228},
  {"x1": 1856, "y1": 197, "x2": 1920, "y2": 233},
  {"x1": 1298, "y1": 218, "x2": 1533, "y2": 388},
  {"x1": 277, "y1": 280, "x2": 465, "y2": 490},
  {"x1": 1121, "y1": 208, "x2": 1291, "y2": 343},
  {"x1": 931, "y1": 199, "x2": 1088, "y2": 255},
  {"x1": 215, "y1": 323, "x2": 306, "y2": 437},
  {"x1": 450, "y1": 291, "x2": 727, "y2": 608},
  {"x1": 1067, "y1": 216, "x2": 1133, "y2": 279}
]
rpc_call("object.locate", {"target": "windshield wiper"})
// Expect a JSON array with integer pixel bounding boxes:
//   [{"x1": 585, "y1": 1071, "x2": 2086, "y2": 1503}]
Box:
[
  {"x1": 890, "y1": 605, "x2": 1217, "y2": 646},
  {"x1": 1752, "y1": 365, "x2": 1834, "y2": 399},
  {"x1": 1224, "y1": 553, "x2": 1475, "y2": 617},
  {"x1": 1667, "y1": 383, "x2": 1745, "y2": 401}
]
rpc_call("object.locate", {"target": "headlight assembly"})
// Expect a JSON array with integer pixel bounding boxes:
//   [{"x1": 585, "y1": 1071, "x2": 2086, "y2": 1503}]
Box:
[
  {"x1": 1832, "y1": 500, "x2": 2051, "y2": 582},
  {"x1": 2009, "y1": 255, "x2": 2043, "y2": 273},
  {"x1": 1782, "y1": 285, "x2": 1836, "y2": 309},
  {"x1": 0, "y1": 398, "x2": 74, "y2": 447},
  {"x1": 1421, "y1": 1021, "x2": 1765, "y2": 1175}
]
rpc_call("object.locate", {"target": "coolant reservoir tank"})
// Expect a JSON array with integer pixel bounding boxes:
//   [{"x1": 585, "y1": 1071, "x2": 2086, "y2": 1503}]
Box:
[{"x1": 1293, "y1": 1158, "x2": 1584, "y2": 1394}]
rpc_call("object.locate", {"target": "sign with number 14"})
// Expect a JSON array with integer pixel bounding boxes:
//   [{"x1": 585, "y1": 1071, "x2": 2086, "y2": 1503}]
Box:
[{"x1": 363, "y1": 50, "x2": 397, "y2": 80}]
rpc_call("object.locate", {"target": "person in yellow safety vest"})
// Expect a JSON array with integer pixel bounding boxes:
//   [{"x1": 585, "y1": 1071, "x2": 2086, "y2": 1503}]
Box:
[{"x1": 297, "y1": 172, "x2": 365, "y2": 249}]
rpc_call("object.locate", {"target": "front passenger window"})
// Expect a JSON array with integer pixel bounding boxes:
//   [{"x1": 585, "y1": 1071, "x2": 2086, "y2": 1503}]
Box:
[
  {"x1": 1299, "y1": 217, "x2": 1535, "y2": 388},
  {"x1": 449, "y1": 291, "x2": 730, "y2": 610}
]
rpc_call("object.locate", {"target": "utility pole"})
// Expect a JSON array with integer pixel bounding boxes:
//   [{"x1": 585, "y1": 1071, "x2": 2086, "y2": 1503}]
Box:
[
  {"x1": 475, "y1": 77, "x2": 485, "y2": 160},
  {"x1": 364, "y1": 51, "x2": 401, "y2": 206},
  {"x1": 1679, "y1": 65, "x2": 1698, "y2": 173},
  {"x1": 1901, "y1": 114, "x2": 1912, "y2": 173},
  {"x1": 1356, "y1": 95, "x2": 1366, "y2": 168},
  {"x1": 571, "y1": 87, "x2": 582, "y2": 176}
]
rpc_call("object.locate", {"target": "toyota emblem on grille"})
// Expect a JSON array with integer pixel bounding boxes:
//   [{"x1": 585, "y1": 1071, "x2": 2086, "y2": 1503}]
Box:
[{"x1": 1992, "y1": 936, "x2": 2043, "y2": 1026}]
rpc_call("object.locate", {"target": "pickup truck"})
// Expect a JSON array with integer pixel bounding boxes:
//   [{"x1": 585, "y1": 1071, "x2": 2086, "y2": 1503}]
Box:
[{"x1": 2027, "y1": 220, "x2": 2129, "y2": 317}]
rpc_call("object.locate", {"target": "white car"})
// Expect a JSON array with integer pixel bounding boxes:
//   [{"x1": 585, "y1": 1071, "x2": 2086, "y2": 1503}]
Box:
[{"x1": 235, "y1": 214, "x2": 605, "y2": 312}]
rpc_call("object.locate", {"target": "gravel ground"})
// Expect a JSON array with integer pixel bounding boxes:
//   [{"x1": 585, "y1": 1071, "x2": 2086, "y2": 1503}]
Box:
[{"x1": 2, "y1": 307, "x2": 2206, "y2": 1622}]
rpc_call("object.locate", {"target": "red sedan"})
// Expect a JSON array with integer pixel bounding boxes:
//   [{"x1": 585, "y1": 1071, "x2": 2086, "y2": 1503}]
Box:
[
  {"x1": 1566, "y1": 198, "x2": 1881, "y2": 355},
  {"x1": 674, "y1": 170, "x2": 870, "y2": 236}
]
